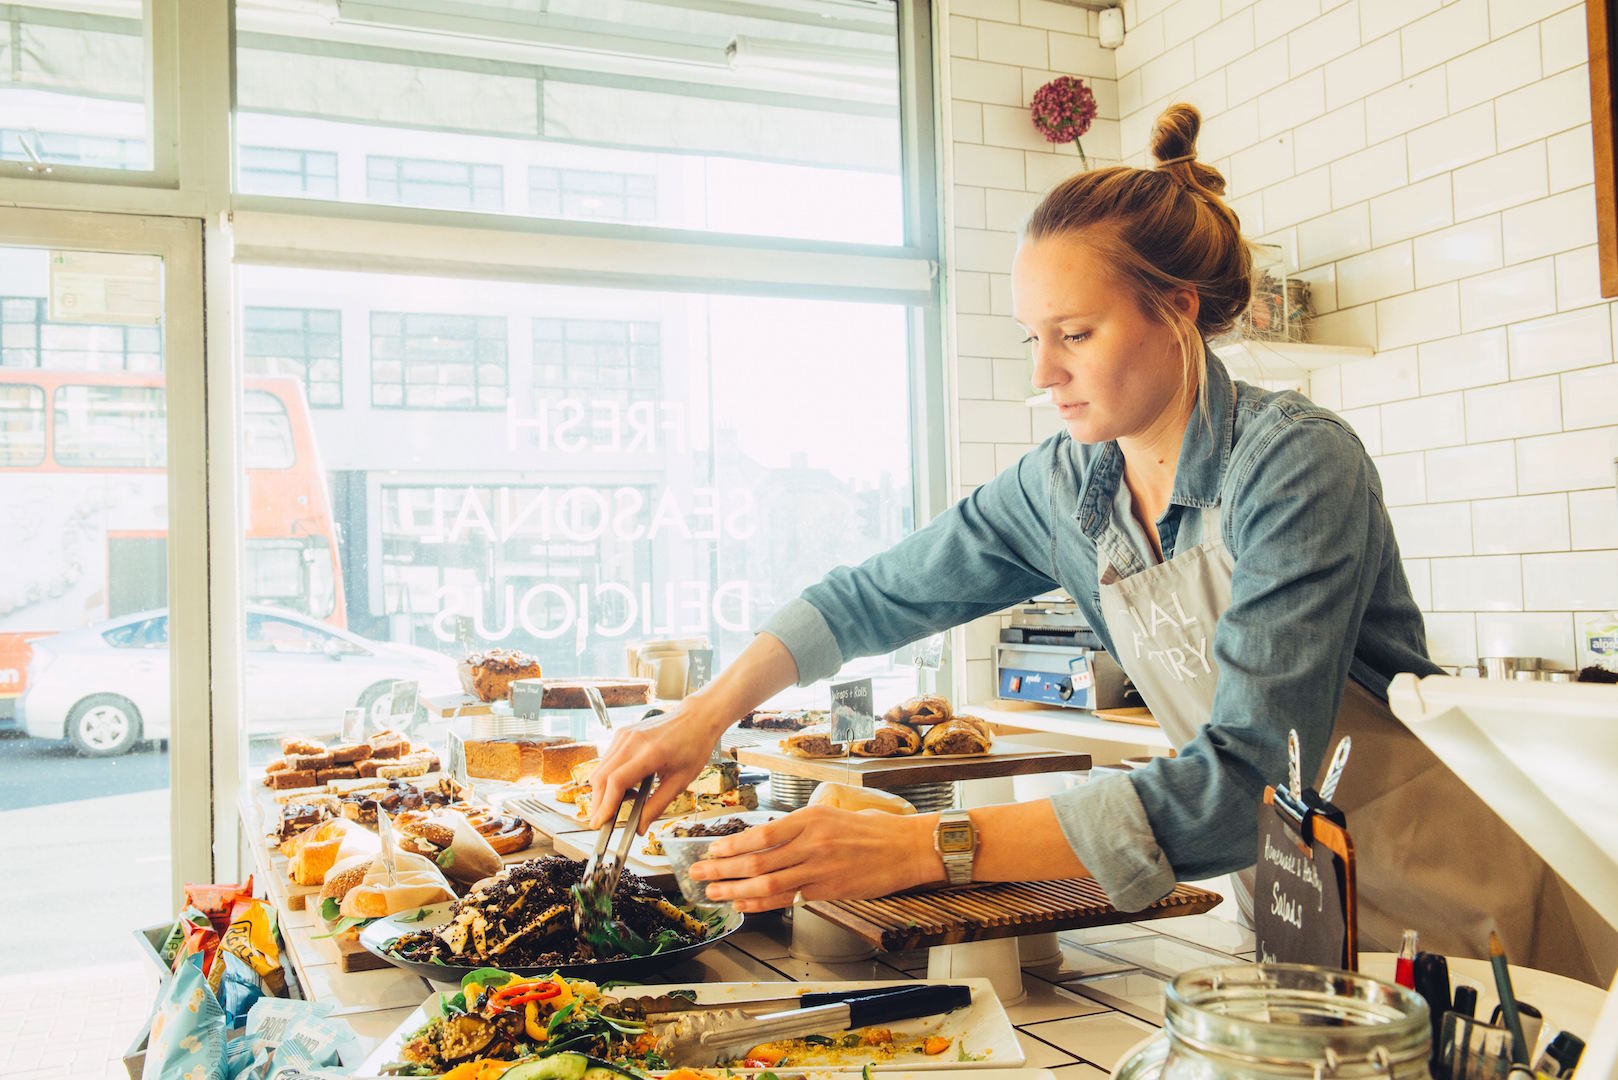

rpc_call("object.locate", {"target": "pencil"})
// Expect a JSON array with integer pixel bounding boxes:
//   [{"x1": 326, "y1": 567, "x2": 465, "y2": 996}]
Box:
[{"x1": 1489, "y1": 930, "x2": 1530, "y2": 1066}]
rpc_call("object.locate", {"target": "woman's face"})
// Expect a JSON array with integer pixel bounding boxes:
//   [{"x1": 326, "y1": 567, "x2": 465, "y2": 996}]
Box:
[{"x1": 1012, "y1": 232, "x2": 1192, "y2": 446}]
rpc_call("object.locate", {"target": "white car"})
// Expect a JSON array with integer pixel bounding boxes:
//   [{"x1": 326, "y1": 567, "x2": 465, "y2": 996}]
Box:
[{"x1": 20, "y1": 607, "x2": 460, "y2": 756}]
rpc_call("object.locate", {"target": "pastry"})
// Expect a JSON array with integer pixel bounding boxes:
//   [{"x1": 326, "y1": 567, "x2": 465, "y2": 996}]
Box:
[
  {"x1": 281, "y1": 737, "x2": 326, "y2": 756},
  {"x1": 318, "y1": 858, "x2": 369, "y2": 904},
  {"x1": 273, "y1": 800, "x2": 334, "y2": 843},
  {"x1": 459, "y1": 649, "x2": 543, "y2": 703},
  {"x1": 287, "y1": 751, "x2": 334, "y2": 771},
  {"x1": 461, "y1": 736, "x2": 561, "y2": 783},
  {"x1": 780, "y1": 727, "x2": 846, "y2": 758},
  {"x1": 921, "y1": 716, "x2": 993, "y2": 756},
  {"x1": 883, "y1": 694, "x2": 953, "y2": 729},
  {"x1": 555, "y1": 779, "x2": 589, "y2": 804},
  {"x1": 368, "y1": 731, "x2": 409, "y2": 759},
  {"x1": 377, "y1": 758, "x2": 431, "y2": 780},
  {"x1": 265, "y1": 758, "x2": 289, "y2": 774},
  {"x1": 850, "y1": 722, "x2": 922, "y2": 758},
  {"x1": 288, "y1": 824, "x2": 345, "y2": 885},
  {"x1": 317, "y1": 766, "x2": 359, "y2": 782},
  {"x1": 480, "y1": 816, "x2": 533, "y2": 856},
  {"x1": 535, "y1": 677, "x2": 653, "y2": 710},
  {"x1": 266, "y1": 768, "x2": 317, "y2": 790},
  {"x1": 540, "y1": 742, "x2": 599, "y2": 785},
  {"x1": 740, "y1": 708, "x2": 830, "y2": 731},
  {"x1": 329, "y1": 742, "x2": 372, "y2": 765}
]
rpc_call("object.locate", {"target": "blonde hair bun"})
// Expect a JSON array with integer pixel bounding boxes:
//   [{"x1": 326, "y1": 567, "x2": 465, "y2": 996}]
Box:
[{"x1": 1150, "y1": 103, "x2": 1227, "y2": 196}]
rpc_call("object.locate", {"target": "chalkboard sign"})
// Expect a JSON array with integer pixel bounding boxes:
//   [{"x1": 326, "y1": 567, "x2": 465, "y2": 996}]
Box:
[
  {"x1": 686, "y1": 648, "x2": 715, "y2": 694},
  {"x1": 386, "y1": 680, "x2": 419, "y2": 728},
  {"x1": 510, "y1": 679, "x2": 544, "y2": 720},
  {"x1": 1254, "y1": 787, "x2": 1356, "y2": 970},
  {"x1": 829, "y1": 677, "x2": 875, "y2": 742}
]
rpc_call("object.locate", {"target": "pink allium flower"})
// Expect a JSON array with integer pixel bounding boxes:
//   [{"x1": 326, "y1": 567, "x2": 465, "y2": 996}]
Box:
[{"x1": 1030, "y1": 76, "x2": 1098, "y2": 167}]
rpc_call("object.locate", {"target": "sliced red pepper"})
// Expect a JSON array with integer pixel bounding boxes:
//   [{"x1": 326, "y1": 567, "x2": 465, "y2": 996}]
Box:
[{"x1": 490, "y1": 979, "x2": 563, "y2": 1008}]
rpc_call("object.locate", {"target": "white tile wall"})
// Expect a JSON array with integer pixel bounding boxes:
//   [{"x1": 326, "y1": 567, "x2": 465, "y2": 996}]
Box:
[
  {"x1": 1431, "y1": 555, "x2": 1523, "y2": 611},
  {"x1": 1426, "y1": 441, "x2": 1518, "y2": 501},
  {"x1": 1562, "y1": 365, "x2": 1618, "y2": 430},
  {"x1": 1452, "y1": 145, "x2": 1550, "y2": 221},
  {"x1": 1570, "y1": 489, "x2": 1618, "y2": 549},
  {"x1": 1418, "y1": 329, "x2": 1509, "y2": 394},
  {"x1": 1412, "y1": 217, "x2": 1503, "y2": 289},
  {"x1": 1506, "y1": 305, "x2": 1613, "y2": 378},
  {"x1": 1472, "y1": 493, "x2": 1572, "y2": 554},
  {"x1": 1464, "y1": 376, "x2": 1563, "y2": 441}
]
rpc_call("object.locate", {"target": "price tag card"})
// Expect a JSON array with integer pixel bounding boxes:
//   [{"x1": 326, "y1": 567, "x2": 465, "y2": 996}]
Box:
[
  {"x1": 1254, "y1": 790, "x2": 1354, "y2": 970},
  {"x1": 341, "y1": 707, "x2": 366, "y2": 744},
  {"x1": 829, "y1": 677, "x2": 875, "y2": 742},
  {"x1": 385, "y1": 680, "x2": 419, "y2": 729},
  {"x1": 510, "y1": 679, "x2": 544, "y2": 721},
  {"x1": 685, "y1": 648, "x2": 715, "y2": 694}
]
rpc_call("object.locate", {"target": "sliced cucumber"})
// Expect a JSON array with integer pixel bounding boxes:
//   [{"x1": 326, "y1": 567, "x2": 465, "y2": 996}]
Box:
[{"x1": 501, "y1": 1054, "x2": 640, "y2": 1080}]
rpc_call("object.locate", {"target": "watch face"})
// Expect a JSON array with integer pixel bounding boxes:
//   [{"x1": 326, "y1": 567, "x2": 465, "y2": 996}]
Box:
[{"x1": 938, "y1": 821, "x2": 974, "y2": 854}]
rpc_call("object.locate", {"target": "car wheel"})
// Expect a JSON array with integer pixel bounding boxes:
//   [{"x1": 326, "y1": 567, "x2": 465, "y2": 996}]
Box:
[
  {"x1": 67, "y1": 694, "x2": 143, "y2": 757},
  {"x1": 356, "y1": 682, "x2": 428, "y2": 736}
]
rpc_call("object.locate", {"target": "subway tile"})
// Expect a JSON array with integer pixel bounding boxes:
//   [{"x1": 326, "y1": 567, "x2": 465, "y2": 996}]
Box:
[
  {"x1": 1418, "y1": 329, "x2": 1510, "y2": 395},
  {"x1": 1232, "y1": 134, "x2": 1296, "y2": 194},
  {"x1": 949, "y1": 15, "x2": 978, "y2": 59},
  {"x1": 1413, "y1": 218, "x2": 1503, "y2": 289},
  {"x1": 1021, "y1": 0, "x2": 1094, "y2": 33},
  {"x1": 1570, "y1": 489, "x2": 1618, "y2": 549},
  {"x1": 1199, "y1": 101, "x2": 1260, "y2": 161},
  {"x1": 1365, "y1": 68, "x2": 1449, "y2": 145},
  {"x1": 1253, "y1": 0, "x2": 1319, "y2": 45},
  {"x1": 1459, "y1": 259, "x2": 1559, "y2": 332},
  {"x1": 1502, "y1": 187, "x2": 1599, "y2": 264},
  {"x1": 1197, "y1": 9, "x2": 1256, "y2": 76},
  {"x1": 958, "y1": 313, "x2": 1028, "y2": 358},
  {"x1": 1389, "y1": 502, "x2": 1474, "y2": 557},
  {"x1": 1404, "y1": 558, "x2": 1433, "y2": 609},
  {"x1": 1257, "y1": 69, "x2": 1327, "y2": 139},
  {"x1": 958, "y1": 400, "x2": 1033, "y2": 443},
  {"x1": 1229, "y1": 190, "x2": 1265, "y2": 235},
  {"x1": 1497, "y1": 66, "x2": 1593, "y2": 151},
  {"x1": 1163, "y1": 0, "x2": 1222, "y2": 49},
  {"x1": 984, "y1": 104, "x2": 1067, "y2": 154},
  {"x1": 1476, "y1": 612, "x2": 1577, "y2": 668},
  {"x1": 1310, "y1": 302, "x2": 1380, "y2": 349},
  {"x1": 993, "y1": 356, "x2": 1033, "y2": 400},
  {"x1": 1406, "y1": 103, "x2": 1496, "y2": 182},
  {"x1": 1049, "y1": 32, "x2": 1115, "y2": 77},
  {"x1": 1548, "y1": 125, "x2": 1597, "y2": 193},
  {"x1": 1114, "y1": 12, "x2": 1165, "y2": 75},
  {"x1": 1523, "y1": 551, "x2": 1618, "y2": 610},
  {"x1": 955, "y1": 227, "x2": 1020, "y2": 272},
  {"x1": 1338, "y1": 404, "x2": 1384, "y2": 454},
  {"x1": 1423, "y1": 612, "x2": 1480, "y2": 665},
  {"x1": 957, "y1": 442, "x2": 999, "y2": 487},
  {"x1": 1431, "y1": 555, "x2": 1523, "y2": 611},
  {"x1": 1359, "y1": 0, "x2": 1441, "y2": 41},
  {"x1": 1555, "y1": 246, "x2": 1602, "y2": 310},
  {"x1": 1464, "y1": 375, "x2": 1564, "y2": 441},
  {"x1": 1226, "y1": 38, "x2": 1291, "y2": 105},
  {"x1": 1295, "y1": 103, "x2": 1367, "y2": 174},
  {"x1": 1369, "y1": 174, "x2": 1453, "y2": 247},
  {"x1": 950, "y1": 59, "x2": 1027, "y2": 107},
  {"x1": 1374, "y1": 451, "x2": 1428, "y2": 505},
  {"x1": 1400, "y1": 0, "x2": 1488, "y2": 77},
  {"x1": 1562, "y1": 365, "x2": 1618, "y2": 430},
  {"x1": 984, "y1": 187, "x2": 1040, "y2": 232},
  {"x1": 1299, "y1": 204, "x2": 1372, "y2": 267},
  {"x1": 1338, "y1": 244, "x2": 1416, "y2": 310},
  {"x1": 955, "y1": 143, "x2": 1027, "y2": 189},
  {"x1": 957, "y1": 356, "x2": 995, "y2": 399},
  {"x1": 1222, "y1": 0, "x2": 1257, "y2": 13},
  {"x1": 1473, "y1": 494, "x2": 1573, "y2": 555},
  {"x1": 1425, "y1": 440, "x2": 1518, "y2": 501},
  {"x1": 1142, "y1": 42, "x2": 1198, "y2": 104},
  {"x1": 951, "y1": 0, "x2": 1019, "y2": 19},
  {"x1": 1330, "y1": 136, "x2": 1407, "y2": 208},
  {"x1": 1542, "y1": 5, "x2": 1589, "y2": 75},
  {"x1": 1324, "y1": 35, "x2": 1404, "y2": 111},
  {"x1": 1376, "y1": 282, "x2": 1461, "y2": 350},
  {"x1": 1119, "y1": 69, "x2": 1143, "y2": 117},
  {"x1": 953, "y1": 101, "x2": 984, "y2": 146},
  {"x1": 1452, "y1": 144, "x2": 1551, "y2": 221},
  {"x1": 991, "y1": 273, "x2": 1013, "y2": 315},
  {"x1": 1310, "y1": 363, "x2": 1343, "y2": 407},
  {"x1": 1289, "y1": 2, "x2": 1360, "y2": 76},
  {"x1": 1027, "y1": 151, "x2": 1089, "y2": 194},
  {"x1": 1507, "y1": 305, "x2": 1613, "y2": 378},
  {"x1": 1294, "y1": 262, "x2": 1339, "y2": 314},
  {"x1": 1339, "y1": 344, "x2": 1420, "y2": 407},
  {"x1": 1446, "y1": 26, "x2": 1542, "y2": 111},
  {"x1": 1381, "y1": 391, "x2": 1467, "y2": 453},
  {"x1": 1516, "y1": 426, "x2": 1618, "y2": 493},
  {"x1": 956, "y1": 268, "x2": 991, "y2": 313},
  {"x1": 954, "y1": 184, "x2": 988, "y2": 230},
  {"x1": 1262, "y1": 167, "x2": 1333, "y2": 230},
  {"x1": 1490, "y1": 0, "x2": 1583, "y2": 38}
]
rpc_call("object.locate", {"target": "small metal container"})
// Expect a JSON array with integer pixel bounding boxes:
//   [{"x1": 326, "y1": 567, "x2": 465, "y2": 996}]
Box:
[{"x1": 1478, "y1": 656, "x2": 1541, "y2": 680}]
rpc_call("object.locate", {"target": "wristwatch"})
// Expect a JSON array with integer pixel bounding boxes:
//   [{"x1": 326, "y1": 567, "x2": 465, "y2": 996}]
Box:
[{"x1": 933, "y1": 810, "x2": 977, "y2": 886}]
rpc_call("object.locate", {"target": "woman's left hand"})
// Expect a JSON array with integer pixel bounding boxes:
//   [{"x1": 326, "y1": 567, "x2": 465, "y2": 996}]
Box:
[{"x1": 687, "y1": 806, "x2": 944, "y2": 912}]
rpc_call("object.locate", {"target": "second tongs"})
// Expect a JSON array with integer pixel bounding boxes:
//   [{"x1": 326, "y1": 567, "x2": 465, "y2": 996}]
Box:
[{"x1": 572, "y1": 780, "x2": 653, "y2": 942}]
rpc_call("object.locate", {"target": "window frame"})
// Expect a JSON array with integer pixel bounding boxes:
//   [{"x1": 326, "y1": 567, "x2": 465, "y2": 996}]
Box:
[{"x1": 241, "y1": 305, "x2": 343, "y2": 408}]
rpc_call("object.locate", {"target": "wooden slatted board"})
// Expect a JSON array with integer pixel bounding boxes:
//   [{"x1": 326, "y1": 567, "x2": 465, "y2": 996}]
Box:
[
  {"x1": 803, "y1": 878, "x2": 1222, "y2": 953},
  {"x1": 735, "y1": 738, "x2": 1091, "y2": 788}
]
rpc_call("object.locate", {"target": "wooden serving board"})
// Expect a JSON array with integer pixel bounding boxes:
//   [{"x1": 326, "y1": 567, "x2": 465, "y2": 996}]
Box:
[
  {"x1": 735, "y1": 738, "x2": 1090, "y2": 789},
  {"x1": 423, "y1": 691, "x2": 499, "y2": 718},
  {"x1": 805, "y1": 879, "x2": 1223, "y2": 953},
  {"x1": 1094, "y1": 707, "x2": 1158, "y2": 727}
]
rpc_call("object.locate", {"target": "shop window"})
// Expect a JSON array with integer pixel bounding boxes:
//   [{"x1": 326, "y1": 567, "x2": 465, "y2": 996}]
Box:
[{"x1": 243, "y1": 306, "x2": 343, "y2": 407}]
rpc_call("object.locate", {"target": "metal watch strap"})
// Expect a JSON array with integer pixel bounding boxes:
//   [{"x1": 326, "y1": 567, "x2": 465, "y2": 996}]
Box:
[{"x1": 935, "y1": 809, "x2": 976, "y2": 886}]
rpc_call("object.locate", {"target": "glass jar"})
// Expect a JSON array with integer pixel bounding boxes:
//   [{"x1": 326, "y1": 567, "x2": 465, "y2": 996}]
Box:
[{"x1": 1115, "y1": 965, "x2": 1432, "y2": 1080}]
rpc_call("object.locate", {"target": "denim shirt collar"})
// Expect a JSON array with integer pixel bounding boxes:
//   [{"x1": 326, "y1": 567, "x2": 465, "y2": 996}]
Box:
[{"x1": 1073, "y1": 348, "x2": 1237, "y2": 542}]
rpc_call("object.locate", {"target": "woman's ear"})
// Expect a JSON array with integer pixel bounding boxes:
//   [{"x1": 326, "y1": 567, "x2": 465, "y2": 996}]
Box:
[{"x1": 1169, "y1": 286, "x2": 1200, "y2": 323}]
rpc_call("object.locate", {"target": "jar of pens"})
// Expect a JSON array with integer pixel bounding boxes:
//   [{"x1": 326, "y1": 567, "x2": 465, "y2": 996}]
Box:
[{"x1": 1398, "y1": 929, "x2": 1587, "y2": 1080}]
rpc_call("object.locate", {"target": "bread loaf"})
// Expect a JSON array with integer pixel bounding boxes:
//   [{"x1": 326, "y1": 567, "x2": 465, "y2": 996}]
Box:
[
  {"x1": 540, "y1": 742, "x2": 598, "y2": 784},
  {"x1": 459, "y1": 649, "x2": 543, "y2": 703}
]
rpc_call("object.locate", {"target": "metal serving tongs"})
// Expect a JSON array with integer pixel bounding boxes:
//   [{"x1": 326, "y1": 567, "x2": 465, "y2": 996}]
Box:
[{"x1": 571, "y1": 780, "x2": 653, "y2": 950}]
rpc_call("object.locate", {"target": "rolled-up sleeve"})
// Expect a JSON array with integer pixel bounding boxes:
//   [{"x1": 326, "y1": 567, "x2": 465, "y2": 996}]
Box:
[{"x1": 761, "y1": 437, "x2": 1064, "y2": 686}]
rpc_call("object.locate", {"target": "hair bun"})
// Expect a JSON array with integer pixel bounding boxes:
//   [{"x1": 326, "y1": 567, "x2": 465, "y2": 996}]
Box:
[{"x1": 1150, "y1": 102, "x2": 1227, "y2": 196}]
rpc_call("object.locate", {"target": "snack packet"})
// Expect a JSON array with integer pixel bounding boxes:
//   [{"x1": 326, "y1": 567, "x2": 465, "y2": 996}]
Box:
[
  {"x1": 222, "y1": 896, "x2": 286, "y2": 997},
  {"x1": 185, "y1": 879, "x2": 255, "y2": 934},
  {"x1": 143, "y1": 954, "x2": 227, "y2": 1080},
  {"x1": 173, "y1": 906, "x2": 225, "y2": 994},
  {"x1": 227, "y1": 998, "x2": 355, "y2": 1080}
]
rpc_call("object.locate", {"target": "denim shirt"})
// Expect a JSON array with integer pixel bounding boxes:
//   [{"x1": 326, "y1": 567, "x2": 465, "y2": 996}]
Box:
[{"x1": 761, "y1": 355, "x2": 1439, "y2": 909}]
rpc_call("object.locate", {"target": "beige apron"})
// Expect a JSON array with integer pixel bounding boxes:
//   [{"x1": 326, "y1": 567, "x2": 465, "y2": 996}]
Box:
[{"x1": 1095, "y1": 505, "x2": 1616, "y2": 984}]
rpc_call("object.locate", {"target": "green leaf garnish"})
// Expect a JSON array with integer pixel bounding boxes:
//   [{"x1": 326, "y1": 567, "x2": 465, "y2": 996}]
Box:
[
  {"x1": 319, "y1": 897, "x2": 341, "y2": 921},
  {"x1": 396, "y1": 907, "x2": 433, "y2": 924},
  {"x1": 436, "y1": 848, "x2": 455, "y2": 869}
]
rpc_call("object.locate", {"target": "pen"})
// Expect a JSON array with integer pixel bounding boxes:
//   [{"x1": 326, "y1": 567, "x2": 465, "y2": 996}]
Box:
[
  {"x1": 1489, "y1": 930, "x2": 1531, "y2": 1066},
  {"x1": 1414, "y1": 952, "x2": 1452, "y2": 1068},
  {"x1": 1453, "y1": 984, "x2": 1479, "y2": 1019}
]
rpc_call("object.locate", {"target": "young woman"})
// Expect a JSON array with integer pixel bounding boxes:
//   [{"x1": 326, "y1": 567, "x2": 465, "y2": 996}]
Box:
[{"x1": 589, "y1": 105, "x2": 1612, "y2": 983}]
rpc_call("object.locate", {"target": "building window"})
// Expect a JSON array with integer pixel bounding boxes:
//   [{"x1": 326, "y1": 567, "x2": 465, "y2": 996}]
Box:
[
  {"x1": 0, "y1": 297, "x2": 163, "y2": 372},
  {"x1": 53, "y1": 385, "x2": 167, "y2": 468},
  {"x1": 531, "y1": 319, "x2": 661, "y2": 410},
  {"x1": 366, "y1": 156, "x2": 503, "y2": 212},
  {"x1": 0, "y1": 129, "x2": 147, "y2": 171},
  {"x1": 243, "y1": 307, "x2": 343, "y2": 407},
  {"x1": 239, "y1": 146, "x2": 339, "y2": 198},
  {"x1": 370, "y1": 312, "x2": 508, "y2": 409},
  {"x1": 528, "y1": 167, "x2": 657, "y2": 223}
]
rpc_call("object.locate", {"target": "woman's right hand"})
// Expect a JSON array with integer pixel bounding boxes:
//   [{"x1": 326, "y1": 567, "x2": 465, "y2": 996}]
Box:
[{"x1": 586, "y1": 699, "x2": 731, "y2": 830}]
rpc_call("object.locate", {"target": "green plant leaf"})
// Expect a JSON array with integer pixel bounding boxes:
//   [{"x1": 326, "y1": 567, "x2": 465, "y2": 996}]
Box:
[
  {"x1": 313, "y1": 915, "x2": 371, "y2": 939},
  {"x1": 319, "y1": 897, "x2": 341, "y2": 921},
  {"x1": 436, "y1": 848, "x2": 456, "y2": 869},
  {"x1": 396, "y1": 907, "x2": 434, "y2": 924}
]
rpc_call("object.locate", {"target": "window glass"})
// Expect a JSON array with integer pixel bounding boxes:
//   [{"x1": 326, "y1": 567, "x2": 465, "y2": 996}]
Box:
[
  {"x1": 246, "y1": 612, "x2": 333, "y2": 653},
  {"x1": 243, "y1": 307, "x2": 343, "y2": 407},
  {"x1": 2, "y1": 296, "x2": 163, "y2": 372},
  {"x1": 238, "y1": 145, "x2": 339, "y2": 198},
  {"x1": 0, "y1": 384, "x2": 46, "y2": 465},
  {"x1": 233, "y1": 0, "x2": 903, "y2": 242},
  {"x1": 53, "y1": 384, "x2": 166, "y2": 467},
  {"x1": 0, "y1": 1, "x2": 153, "y2": 171},
  {"x1": 237, "y1": 264, "x2": 917, "y2": 761},
  {"x1": 243, "y1": 389, "x2": 297, "y2": 469},
  {"x1": 101, "y1": 614, "x2": 169, "y2": 648}
]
